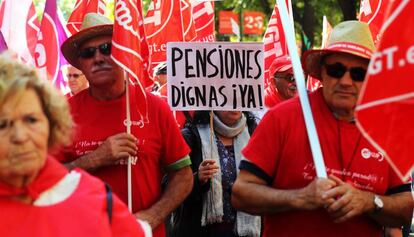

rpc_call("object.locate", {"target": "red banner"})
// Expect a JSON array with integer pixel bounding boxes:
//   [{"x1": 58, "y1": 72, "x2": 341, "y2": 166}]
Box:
[
  {"x1": 67, "y1": 0, "x2": 106, "y2": 35},
  {"x1": 145, "y1": 0, "x2": 195, "y2": 77},
  {"x1": 112, "y1": 0, "x2": 149, "y2": 122},
  {"x1": 263, "y1": 4, "x2": 288, "y2": 86},
  {"x1": 356, "y1": 1, "x2": 414, "y2": 180},
  {"x1": 359, "y1": 0, "x2": 388, "y2": 45},
  {"x1": 243, "y1": 11, "x2": 264, "y2": 35},
  {"x1": 218, "y1": 10, "x2": 238, "y2": 34},
  {"x1": 191, "y1": 0, "x2": 215, "y2": 42}
]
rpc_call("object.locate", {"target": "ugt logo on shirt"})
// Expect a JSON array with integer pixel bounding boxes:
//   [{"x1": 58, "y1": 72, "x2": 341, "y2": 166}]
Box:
[{"x1": 361, "y1": 148, "x2": 384, "y2": 162}]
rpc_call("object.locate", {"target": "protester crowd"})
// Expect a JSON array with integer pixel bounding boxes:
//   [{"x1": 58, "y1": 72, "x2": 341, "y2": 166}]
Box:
[{"x1": 0, "y1": 11, "x2": 413, "y2": 237}]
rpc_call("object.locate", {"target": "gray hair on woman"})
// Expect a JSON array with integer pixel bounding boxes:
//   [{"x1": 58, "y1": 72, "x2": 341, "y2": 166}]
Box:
[{"x1": 0, "y1": 53, "x2": 73, "y2": 153}]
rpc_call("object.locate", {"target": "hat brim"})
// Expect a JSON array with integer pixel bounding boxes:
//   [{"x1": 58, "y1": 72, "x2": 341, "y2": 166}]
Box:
[
  {"x1": 61, "y1": 24, "x2": 113, "y2": 69},
  {"x1": 302, "y1": 48, "x2": 371, "y2": 80},
  {"x1": 276, "y1": 64, "x2": 293, "y2": 73}
]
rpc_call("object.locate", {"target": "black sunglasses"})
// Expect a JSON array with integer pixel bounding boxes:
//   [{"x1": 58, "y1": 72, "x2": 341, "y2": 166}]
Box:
[
  {"x1": 324, "y1": 62, "x2": 367, "y2": 82},
  {"x1": 79, "y1": 43, "x2": 112, "y2": 59},
  {"x1": 274, "y1": 73, "x2": 295, "y2": 82},
  {"x1": 67, "y1": 73, "x2": 83, "y2": 79}
]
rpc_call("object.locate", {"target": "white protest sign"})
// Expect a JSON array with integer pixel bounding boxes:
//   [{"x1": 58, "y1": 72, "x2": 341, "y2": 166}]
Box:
[{"x1": 167, "y1": 42, "x2": 264, "y2": 111}]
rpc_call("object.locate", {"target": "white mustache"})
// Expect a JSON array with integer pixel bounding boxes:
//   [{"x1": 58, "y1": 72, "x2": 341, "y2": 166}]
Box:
[{"x1": 91, "y1": 65, "x2": 112, "y2": 73}]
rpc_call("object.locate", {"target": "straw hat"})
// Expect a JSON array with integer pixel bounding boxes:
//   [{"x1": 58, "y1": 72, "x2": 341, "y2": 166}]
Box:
[
  {"x1": 302, "y1": 21, "x2": 375, "y2": 79},
  {"x1": 269, "y1": 56, "x2": 292, "y2": 76},
  {"x1": 61, "y1": 13, "x2": 113, "y2": 69}
]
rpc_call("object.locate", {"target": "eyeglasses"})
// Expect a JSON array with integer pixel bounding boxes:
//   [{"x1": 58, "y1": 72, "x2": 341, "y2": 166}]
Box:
[
  {"x1": 324, "y1": 62, "x2": 367, "y2": 82},
  {"x1": 66, "y1": 73, "x2": 83, "y2": 79},
  {"x1": 274, "y1": 73, "x2": 295, "y2": 82},
  {"x1": 79, "y1": 43, "x2": 112, "y2": 59}
]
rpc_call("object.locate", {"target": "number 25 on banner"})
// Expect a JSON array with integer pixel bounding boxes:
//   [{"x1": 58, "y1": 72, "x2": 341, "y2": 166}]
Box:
[{"x1": 243, "y1": 11, "x2": 264, "y2": 35}]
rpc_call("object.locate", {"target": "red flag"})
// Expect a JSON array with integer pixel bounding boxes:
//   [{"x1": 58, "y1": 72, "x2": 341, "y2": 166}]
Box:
[
  {"x1": 35, "y1": 0, "x2": 70, "y2": 92},
  {"x1": 112, "y1": 0, "x2": 149, "y2": 123},
  {"x1": 321, "y1": 15, "x2": 332, "y2": 49},
  {"x1": 263, "y1": 4, "x2": 288, "y2": 87},
  {"x1": 0, "y1": 0, "x2": 39, "y2": 64},
  {"x1": 359, "y1": 0, "x2": 388, "y2": 45},
  {"x1": 0, "y1": 31, "x2": 7, "y2": 53},
  {"x1": 306, "y1": 76, "x2": 322, "y2": 92},
  {"x1": 67, "y1": 0, "x2": 107, "y2": 35},
  {"x1": 356, "y1": 0, "x2": 414, "y2": 180},
  {"x1": 181, "y1": 0, "x2": 197, "y2": 42},
  {"x1": 145, "y1": 0, "x2": 195, "y2": 76},
  {"x1": 191, "y1": 0, "x2": 215, "y2": 42}
]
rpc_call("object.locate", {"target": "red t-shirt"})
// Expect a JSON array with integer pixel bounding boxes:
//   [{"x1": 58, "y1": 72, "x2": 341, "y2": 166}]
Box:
[
  {"x1": 242, "y1": 89, "x2": 407, "y2": 237},
  {"x1": 0, "y1": 158, "x2": 147, "y2": 237},
  {"x1": 61, "y1": 84, "x2": 190, "y2": 237},
  {"x1": 264, "y1": 84, "x2": 283, "y2": 109}
]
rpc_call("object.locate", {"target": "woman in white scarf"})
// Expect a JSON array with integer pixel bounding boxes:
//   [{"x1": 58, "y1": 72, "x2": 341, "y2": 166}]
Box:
[{"x1": 170, "y1": 111, "x2": 260, "y2": 237}]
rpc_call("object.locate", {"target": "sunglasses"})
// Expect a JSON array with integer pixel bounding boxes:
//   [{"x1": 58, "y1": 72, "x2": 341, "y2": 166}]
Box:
[
  {"x1": 324, "y1": 62, "x2": 367, "y2": 82},
  {"x1": 274, "y1": 73, "x2": 295, "y2": 82},
  {"x1": 79, "y1": 43, "x2": 112, "y2": 59},
  {"x1": 67, "y1": 73, "x2": 83, "y2": 79}
]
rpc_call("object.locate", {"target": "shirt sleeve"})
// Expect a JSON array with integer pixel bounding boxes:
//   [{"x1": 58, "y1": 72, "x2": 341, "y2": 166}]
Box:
[
  {"x1": 241, "y1": 110, "x2": 282, "y2": 179},
  {"x1": 386, "y1": 169, "x2": 412, "y2": 194},
  {"x1": 157, "y1": 99, "x2": 191, "y2": 170}
]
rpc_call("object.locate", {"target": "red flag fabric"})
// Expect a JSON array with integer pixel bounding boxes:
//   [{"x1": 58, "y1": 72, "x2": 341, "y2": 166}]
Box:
[
  {"x1": 243, "y1": 11, "x2": 265, "y2": 35},
  {"x1": 67, "y1": 0, "x2": 107, "y2": 35},
  {"x1": 321, "y1": 15, "x2": 332, "y2": 49},
  {"x1": 0, "y1": 31, "x2": 7, "y2": 53},
  {"x1": 112, "y1": 0, "x2": 150, "y2": 123},
  {"x1": 306, "y1": 76, "x2": 322, "y2": 92},
  {"x1": 356, "y1": 0, "x2": 414, "y2": 180},
  {"x1": 359, "y1": 0, "x2": 387, "y2": 45},
  {"x1": 263, "y1": 4, "x2": 288, "y2": 88},
  {"x1": 181, "y1": 0, "x2": 197, "y2": 42},
  {"x1": 218, "y1": 11, "x2": 238, "y2": 35},
  {"x1": 0, "y1": 0, "x2": 39, "y2": 64},
  {"x1": 144, "y1": 0, "x2": 195, "y2": 78},
  {"x1": 35, "y1": 0, "x2": 70, "y2": 93},
  {"x1": 191, "y1": 0, "x2": 215, "y2": 42}
]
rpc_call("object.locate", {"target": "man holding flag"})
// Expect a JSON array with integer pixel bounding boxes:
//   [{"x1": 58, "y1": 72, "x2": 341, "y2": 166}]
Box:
[
  {"x1": 59, "y1": 13, "x2": 193, "y2": 237},
  {"x1": 231, "y1": 21, "x2": 413, "y2": 236}
]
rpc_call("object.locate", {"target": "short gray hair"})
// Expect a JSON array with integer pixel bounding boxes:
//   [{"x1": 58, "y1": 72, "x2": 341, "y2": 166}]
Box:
[{"x1": 0, "y1": 53, "x2": 73, "y2": 153}]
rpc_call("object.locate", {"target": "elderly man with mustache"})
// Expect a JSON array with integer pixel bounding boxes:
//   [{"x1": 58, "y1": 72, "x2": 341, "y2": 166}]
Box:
[
  {"x1": 232, "y1": 21, "x2": 413, "y2": 237},
  {"x1": 58, "y1": 13, "x2": 193, "y2": 237}
]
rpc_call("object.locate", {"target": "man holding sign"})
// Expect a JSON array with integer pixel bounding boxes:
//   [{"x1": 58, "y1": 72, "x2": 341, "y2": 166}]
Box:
[{"x1": 232, "y1": 21, "x2": 413, "y2": 236}]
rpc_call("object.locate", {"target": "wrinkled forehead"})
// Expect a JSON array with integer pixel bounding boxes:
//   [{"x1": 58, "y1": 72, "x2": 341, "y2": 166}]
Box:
[
  {"x1": 1, "y1": 88, "x2": 42, "y2": 116},
  {"x1": 79, "y1": 35, "x2": 112, "y2": 50}
]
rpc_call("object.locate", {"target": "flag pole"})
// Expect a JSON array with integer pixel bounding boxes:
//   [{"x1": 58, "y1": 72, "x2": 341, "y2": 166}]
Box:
[
  {"x1": 276, "y1": 0, "x2": 327, "y2": 178},
  {"x1": 287, "y1": 0, "x2": 294, "y2": 30},
  {"x1": 125, "y1": 71, "x2": 133, "y2": 212}
]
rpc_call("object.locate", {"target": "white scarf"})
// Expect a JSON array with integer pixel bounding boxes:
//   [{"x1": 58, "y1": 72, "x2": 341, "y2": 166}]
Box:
[{"x1": 197, "y1": 114, "x2": 261, "y2": 237}]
